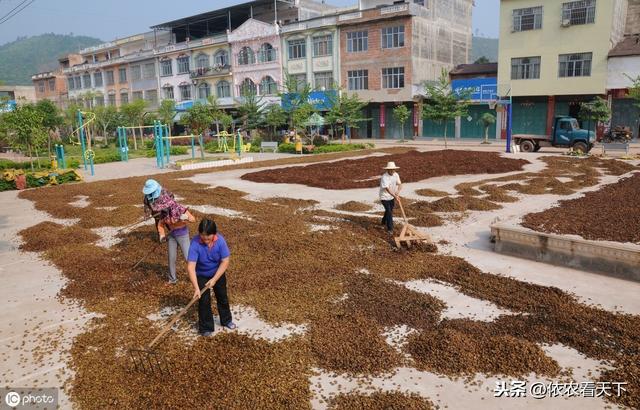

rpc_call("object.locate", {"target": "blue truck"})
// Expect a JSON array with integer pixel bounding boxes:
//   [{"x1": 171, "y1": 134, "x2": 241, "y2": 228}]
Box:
[{"x1": 513, "y1": 116, "x2": 596, "y2": 153}]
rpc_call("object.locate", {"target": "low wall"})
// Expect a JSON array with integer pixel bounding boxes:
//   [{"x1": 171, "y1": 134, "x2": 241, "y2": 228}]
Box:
[{"x1": 491, "y1": 222, "x2": 640, "y2": 282}]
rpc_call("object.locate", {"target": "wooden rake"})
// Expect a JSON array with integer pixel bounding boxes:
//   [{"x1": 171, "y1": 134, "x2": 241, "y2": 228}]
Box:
[
  {"x1": 128, "y1": 275, "x2": 221, "y2": 376},
  {"x1": 394, "y1": 197, "x2": 434, "y2": 249}
]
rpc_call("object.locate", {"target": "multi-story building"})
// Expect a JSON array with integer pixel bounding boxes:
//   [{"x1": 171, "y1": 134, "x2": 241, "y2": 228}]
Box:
[
  {"x1": 338, "y1": 0, "x2": 473, "y2": 138},
  {"x1": 280, "y1": 14, "x2": 341, "y2": 115},
  {"x1": 498, "y1": 0, "x2": 630, "y2": 136},
  {"x1": 0, "y1": 85, "x2": 36, "y2": 112},
  {"x1": 31, "y1": 55, "x2": 82, "y2": 109}
]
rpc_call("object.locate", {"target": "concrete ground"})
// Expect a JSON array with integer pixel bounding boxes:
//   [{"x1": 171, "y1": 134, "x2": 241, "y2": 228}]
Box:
[{"x1": 0, "y1": 141, "x2": 638, "y2": 409}]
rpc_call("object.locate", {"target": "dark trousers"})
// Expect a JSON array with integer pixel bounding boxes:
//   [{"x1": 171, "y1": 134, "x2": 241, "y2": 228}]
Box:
[
  {"x1": 197, "y1": 274, "x2": 232, "y2": 333},
  {"x1": 381, "y1": 199, "x2": 395, "y2": 232}
]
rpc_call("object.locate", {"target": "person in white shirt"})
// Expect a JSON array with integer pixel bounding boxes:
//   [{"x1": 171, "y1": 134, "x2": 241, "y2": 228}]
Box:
[{"x1": 379, "y1": 161, "x2": 402, "y2": 234}]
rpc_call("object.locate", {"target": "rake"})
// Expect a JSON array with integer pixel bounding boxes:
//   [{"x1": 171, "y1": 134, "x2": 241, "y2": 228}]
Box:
[
  {"x1": 128, "y1": 275, "x2": 221, "y2": 376},
  {"x1": 394, "y1": 197, "x2": 434, "y2": 249}
]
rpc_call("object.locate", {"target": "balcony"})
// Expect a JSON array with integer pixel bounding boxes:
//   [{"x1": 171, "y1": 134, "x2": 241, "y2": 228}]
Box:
[
  {"x1": 189, "y1": 64, "x2": 231, "y2": 79},
  {"x1": 236, "y1": 49, "x2": 278, "y2": 66}
]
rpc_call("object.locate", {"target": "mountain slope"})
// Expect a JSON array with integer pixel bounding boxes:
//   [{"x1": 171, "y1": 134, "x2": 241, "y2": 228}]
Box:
[
  {"x1": 0, "y1": 34, "x2": 102, "y2": 85},
  {"x1": 471, "y1": 36, "x2": 499, "y2": 63}
]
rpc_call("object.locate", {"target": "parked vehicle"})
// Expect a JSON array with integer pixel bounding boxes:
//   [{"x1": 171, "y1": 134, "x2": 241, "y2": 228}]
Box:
[
  {"x1": 513, "y1": 116, "x2": 596, "y2": 153},
  {"x1": 602, "y1": 125, "x2": 632, "y2": 143}
]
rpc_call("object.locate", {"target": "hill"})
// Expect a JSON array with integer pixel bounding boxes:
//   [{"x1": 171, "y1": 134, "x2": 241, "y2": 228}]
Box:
[
  {"x1": 0, "y1": 34, "x2": 102, "y2": 85},
  {"x1": 471, "y1": 36, "x2": 499, "y2": 63}
]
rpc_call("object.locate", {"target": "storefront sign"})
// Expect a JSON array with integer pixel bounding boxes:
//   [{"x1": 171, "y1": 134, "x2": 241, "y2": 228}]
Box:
[
  {"x1": 452, "y1": 78, "x2": 498, "y2": 101},
  {"x1": 281, "y1": 90, "x2": 336, "y2": 111}
]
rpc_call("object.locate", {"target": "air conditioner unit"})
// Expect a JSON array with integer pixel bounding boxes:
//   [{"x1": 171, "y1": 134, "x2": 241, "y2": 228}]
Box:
[{"x1": 561, "y1": 18, "x2": 571, "y2": 27}]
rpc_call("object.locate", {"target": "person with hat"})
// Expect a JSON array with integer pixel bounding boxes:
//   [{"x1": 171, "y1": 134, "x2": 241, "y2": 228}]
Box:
[
  {"x1": 379, "y1": 161, "x2": 402, "y2": 234},
  {"x1": 187, "y1": 217, "x2": 236, "y2": 336},
  {"x1": 142, "y1": 179, "x2": 195, "y2": 284}
]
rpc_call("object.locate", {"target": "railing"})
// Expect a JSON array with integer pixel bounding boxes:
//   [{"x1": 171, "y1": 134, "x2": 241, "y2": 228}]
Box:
[
  {"x1": 236, "y1": 49, "x2": 278, "y2": 66},
  {"x1": 189, "y1": 64, "x2": 231, "y2": 78}
]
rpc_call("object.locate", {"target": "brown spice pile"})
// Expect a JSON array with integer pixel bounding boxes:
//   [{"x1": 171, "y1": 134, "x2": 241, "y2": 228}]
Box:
[
  {"x1": 335, "y1": 201, "x2": 373, "y2": 213},
  {"x1": 415, "y1": 188, "x2": 449, "y2": 197},
  {"x1": 241, "y1": 150, "x2": 529, "y2": 190},
  {"x1": 522, "y1": 173, "x2": 640, "y2": 243},
  {"x1": 328, "y1": 392, "x2": 434, "y2": 410}
]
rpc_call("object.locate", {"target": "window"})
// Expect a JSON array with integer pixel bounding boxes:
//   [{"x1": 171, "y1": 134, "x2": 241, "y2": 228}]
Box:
[
  {"x1": 74, "y1": 76, "x2": 81, "y2": 89},
  {"x1": 68, "y1": 77, "x2": 75, "y2": 91},
  {"x1": 160, "y1": 60, "x2": 173, "y2": 77},
  {"x1": 414, "y1": 0, "x2": 425, "y2": 5},
  {"x1": 216, "y1": 80, "x2": 231, "y2": 98},
  {"x1": 313, "y1": 35, "x2": 332, "y2": 57},
  {"x1": 196, "y1": 54, "x2": 209, "y2": 69},
  {"x1": 143, "y1": 63, "x2": 155, "y2": 80},
  {"x1": 238, "y1": 47, "x2": 255, "y2": 65},
  {"x1": 347, "y1": 31, "x2": 368, "y2": 52},
  {"x1": 132, "y1": 91, "x2": 143, "y2": 101},
  {"x1": 108, "y1": 93, "x2": 116, "y2": 106},
  {"x1": 381, "y1": 26, "x2": 405, "y2": 49},
  {"x1": 48, "y1": 79, "x2": 56, "y2": 91},
  {"x1": 314, "y1": 72, "x2": 334, "y2": 90},
  {"x1": 93, "y1": 72, "x2": 103, "y2": 87},
  {"x1": 382, "y1": 67, "x2": 405, "y2": 89},
  {"x1": 197, "y1": 83, "x2": 211, "y2": 99},
  {"x1": 562, "y1": 0, "x2": 596, "y2": 26},
  {"x1": 119, "y1": 67, "x2": 127, "y2": 83},
  {"x1": 82, "y1": 73, "x2": 92, "y2": 88},
  {"x1": 347, "y1": 70, "x2": 368, "y2": 90},
  {"x1": 259, "y1": 76, "x2": 278, "y2": 95},
  {"x1": 214, "y1": 50, "x2": 229, "y2": 67},
  {"x1": 288, "y1": 39, "x2": 306, "y2": 60},
  {"x1": 559, "y1": 52, "x2": 592, "y2": 77},
  {"x1": 513, "y1": 7, "x2": 543, "y2": 31},
  {"x1": 131, "y1": 65, "x2": 142, "y2": 81},
  {"x1": 163, "y1": 86, "x2": 174, "y2": 100},
  {"x1": 177, "y1": 56, "x2": 190, "y2": 74},
  {"x1": 240, "y1": 78, "x2": 257, "y2": 96},
  {"x1": 38, "y1": 82, "x2": 45, "y2": 93},
  {"x1": 511, "y1": 56, "x2": 541, "y2": 79},
  {"x1": 105, "y1": 70, "x2": 115, "y2": 85},
  {"x1": 95, "y1": 96, "x2": 104, "y2": 106},
  {"x1": 258, "y1": 43, "x2": 276, "y2": 63},
  {"x1": 145, "y1": 90, "x2": 158, "y2": 106},
  {"x1": 292, "y1": 74, "x2": 307, "y2": 92},
  {"x1": 120, "y1": 91, "x2": 129, "y2": 104},
  {"x1": 179, "y1": 84, "x2": 192, "y2": 100}
]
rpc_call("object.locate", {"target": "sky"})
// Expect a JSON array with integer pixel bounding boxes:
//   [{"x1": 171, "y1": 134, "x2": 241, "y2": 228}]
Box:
[{"x1": 0, "y1": 0, "x2": 500, "y2": 46}]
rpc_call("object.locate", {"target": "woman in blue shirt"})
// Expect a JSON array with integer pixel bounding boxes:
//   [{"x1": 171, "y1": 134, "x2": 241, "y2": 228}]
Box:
[{"x1": 187, "y1": 218, "x2": 236, "y2": 336}]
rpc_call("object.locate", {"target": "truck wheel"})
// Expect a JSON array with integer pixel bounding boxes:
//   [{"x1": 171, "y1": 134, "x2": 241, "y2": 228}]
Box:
[
  {"x1": 520, "y1": 140, "x2": 535, "y2": 152},
  {"x1": 573, "y1": 142, "x2": 588, "y2": 154}
]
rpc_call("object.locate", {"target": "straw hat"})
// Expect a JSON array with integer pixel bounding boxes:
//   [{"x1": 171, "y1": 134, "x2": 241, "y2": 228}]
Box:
[{"x1": 383, "y1": 161, "x2": 400, "y2": 170}]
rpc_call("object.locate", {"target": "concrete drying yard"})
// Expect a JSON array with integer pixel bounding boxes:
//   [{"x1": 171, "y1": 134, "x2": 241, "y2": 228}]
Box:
[{"x1": 1, "y1": 143, "x2": 639, "y2": 409}]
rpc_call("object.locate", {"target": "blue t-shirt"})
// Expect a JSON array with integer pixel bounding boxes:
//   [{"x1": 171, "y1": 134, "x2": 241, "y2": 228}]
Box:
[{"x1": 187, "y1": 234, "x2": 230, "y2": 278}]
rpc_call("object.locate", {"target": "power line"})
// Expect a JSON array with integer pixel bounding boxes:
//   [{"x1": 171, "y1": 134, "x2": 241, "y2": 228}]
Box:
[{"x1": 0, "y1": 0, "x2": 35, "y2": 25}]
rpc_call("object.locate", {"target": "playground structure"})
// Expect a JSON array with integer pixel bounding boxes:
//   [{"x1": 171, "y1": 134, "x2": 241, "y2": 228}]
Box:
[
  {"x1": 75, "y1": 110, "x2": 96, "y2": 176},
  {"x1": 212, "y1": 129, "x2": 247, "y2": 155},
  {"x1": 52, "y1": 144, "x2": 67, "y2": 169}
]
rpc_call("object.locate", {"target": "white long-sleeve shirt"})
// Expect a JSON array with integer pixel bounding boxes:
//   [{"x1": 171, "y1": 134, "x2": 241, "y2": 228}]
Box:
[{"x1": 379, "y1": 172, "x2": 401, "y2": 201}]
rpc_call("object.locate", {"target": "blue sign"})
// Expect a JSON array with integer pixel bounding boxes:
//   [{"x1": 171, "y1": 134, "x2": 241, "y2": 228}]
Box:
[
  {"x1": 175, "y1": 101, "x2": 194, "y2": 111},
  {"x1": 451, "y1": 78, "x2": 497, "y2": 101},
  {"x1": 0, "y1": 99, "x2": 16, "y2": 113},
  {"x1": 282, "y1": 90, "x2": 336, "y2": 111}
]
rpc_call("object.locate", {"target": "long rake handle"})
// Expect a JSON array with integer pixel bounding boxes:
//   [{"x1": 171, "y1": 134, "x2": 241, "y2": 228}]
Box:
[
  {"x1": 118, "y1": 211, "x2": 163, "y2": 233},
  {"x1": 146, "y1": 276, "x2": 221, "y2": 349},
  {"x1": 132, "y1": 242, "x2": 162, "y2": 270},
  {"x1": 395, "y1": 197, "x2": 409, "y2": 223}
]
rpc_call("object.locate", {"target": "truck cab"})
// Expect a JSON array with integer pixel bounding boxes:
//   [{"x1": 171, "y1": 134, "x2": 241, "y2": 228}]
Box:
[{"x1": 514, "y1": 116, "x2": 595, "y2": 153}]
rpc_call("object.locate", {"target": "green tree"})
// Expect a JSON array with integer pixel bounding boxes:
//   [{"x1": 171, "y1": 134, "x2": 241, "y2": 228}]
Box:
[
  {"x1": 624, "y1": 74, "x2": 640, "y2": 108},
  {"x1": 157, "y1": 99, "x2": 177, "y2": 132},
  {"x1": 63, "y1": 103, "x2": 83, "y2": 143},
  {"x1": 325, "y1": 91, "x2": 369, "y2": 141},
  {"x1": 579, "y1": 97, "x2": 611, "y2": 136},
  {"x1": 478, "y1": 112, "x2": 496, "y2": 144},
  {"x1": 262, "y1": 103, "x2": 287, "y2": 141},
  {"x1": 392, "y1": 104, "x2": 411, "y2": 142},
  {"x1": 280, "y1": 71, "x2": 316, "y2": 141},
  {"x1": 180, "y1": 102, "x2": 214, "y2": 159},
  {"x1": 35, "y1": 99, "x2": 64, "y2": 156},
  {"x1": 237, "y1": 89, "x2": 263, "y2": 133},
  {"x1": 119, "y1": 99, "x2": 147, "y2": 150},
  {"x1": 473, "y1": 56, "x2": 491, "y2": 64},
  {"x1": 2, "y1": 103, "x2": 48, "y2": 171},
  {"x1": 93, "y1": 105, "x2": 120, "y2": 146},
  {"x1": 421, "y1": 70, "x2": 471, "y2": 148}
]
